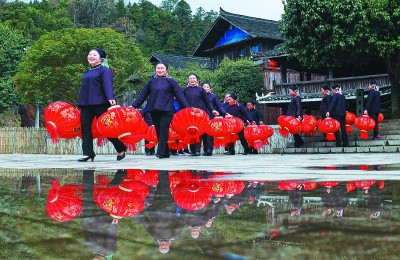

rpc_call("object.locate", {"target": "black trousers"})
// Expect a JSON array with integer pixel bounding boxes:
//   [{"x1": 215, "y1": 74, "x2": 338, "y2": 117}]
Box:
[
  {"x1": 201, "y1": 133, "x2": 214, "y2": 154},
  {"x1": 227, "y1": 129, "x2": 250, "y2": 153},
  {"x1": 332, "y1": 115, "x2": 348, "y2": 145},
  {"x1": 80, "y1": 104, "x2": 126, "y2": 157},
  {"x1": 150, "y1": 110, "x2": 173, "y2": 157},
  {"x1": 369, "y1": 112, "x2": 379, "y2": 137}
]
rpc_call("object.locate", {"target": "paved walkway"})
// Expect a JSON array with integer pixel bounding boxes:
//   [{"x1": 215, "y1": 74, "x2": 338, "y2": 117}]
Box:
[{"x1": 0, "y1": 153, "x2": 399, "y2": 181}]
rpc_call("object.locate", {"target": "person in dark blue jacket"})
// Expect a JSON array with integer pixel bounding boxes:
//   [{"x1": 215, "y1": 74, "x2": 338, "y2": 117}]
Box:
[
  {"x1": 77, "y1": 48, "x2": 126, "y2": 162},
  {"x1": 364, "y1": 80, "x2": 381, "y2": 140},
  {"x1": 319, "y1": 85, "x2": 332, "y2": 141},
  {"x1": 326, "y1": 84, "x2": 349, "y2": 147},
  {"x1": 286, "y1": 85, "x2": 304, "y2": 147},
  {"x1": 202, "y1": 82, "x2": 227, "y2": 156},
  {"x1": 224, "y1": 93, "x2": 253, "y2": 155},
  {"x1": 132, "y1": 62, "x2": 189, "y2": 159},
  {"x1": 183, "y1": 74, "x2": 219, "y2": 156},
  {"x1": 246, "y1": 99, "x2": 264, "y2": 125}
]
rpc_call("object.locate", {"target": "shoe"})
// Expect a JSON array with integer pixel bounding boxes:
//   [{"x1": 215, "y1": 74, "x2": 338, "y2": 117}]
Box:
[
  {"x1": 171, "y1": 152, "x2": 179, "y2": 156},
  {"x1": 156, "y1": 154, "x2": 170, "y2": 159},
  {"x1": 226, "y1": 151, "x2": 235, "y2": 155},
  {"x1": 183, "y1": 149, "x2": 191, "y2": 155},
  {"x1": 342, "y1": 142, "x2": 349, "y2": 147},
  {"x1": 202, "y1": 152, "x2": 212, "y2": 156},
  {"x1": 192, "y1": 152, "x2": 201, "y2": 156},
  {"x1": 242, "y1": 150, "x2": 249, "y2": 155},
  {"x1": 117, "y1": 151, "x2": 126, "y2": 161},
  {"x1": 77, "y1": 155, "x2": 95, "y2": 162},
  {"x1": 178, "y1": 151, "x2": 184, "y2": 155},
  {"x1": 372, "y1": 134, "x2": 381, "y2": 140}
]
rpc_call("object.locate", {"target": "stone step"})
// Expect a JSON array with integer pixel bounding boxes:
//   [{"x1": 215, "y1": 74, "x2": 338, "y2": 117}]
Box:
[
  {"x1": 287, "y1": 139, "x2": 400, "y2": 148},
  {"x1": 301, "y1": 134, "x2": 400, "y2": 142},
  {"x1": 275, "y1": 146, "x2": 400, "y2": 154}
]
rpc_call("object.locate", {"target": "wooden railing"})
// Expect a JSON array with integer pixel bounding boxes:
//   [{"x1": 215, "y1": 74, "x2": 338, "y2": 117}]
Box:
[{"x1": 273, "y1": 74, "x2": 390, "y2": 95}]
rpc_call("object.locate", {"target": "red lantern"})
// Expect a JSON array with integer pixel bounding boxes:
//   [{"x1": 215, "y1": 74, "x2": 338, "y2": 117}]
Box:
[
  {"x1": 46, "y1": 180, "x2": 83, "y2": 222},
  {"x1": 378, "y1": 113, "x2": 384, "y2": 123},
  {"x1": 267, "y1": 60, "x2": 278, "y2": 68},
  {"x1": 278, "y1": 116, "x2": 302, "y2": 138},
  {"x1": 206, "y1": 117, "x2": 230, "y2": 148},
  {"x1": 378, "y1": 180, "x2": 384, "y2": 190},
  {"x1": 346, "y1": 182, "x2": 357, "y2": 193},
  {"x1": 224, "y1": 116, "x2": 245, "y2": 144},
  {"x1": 126, "y1": 169, "x2": 159, "y2": 188},
  {"x1": 144, "y1": 125, "x2": 158, "y2": 149},
  {"x1": 318, "y1": 117, "x2": 340, "y2": 141},
  {"x1": 96, "y1": 182, "x2": 145, "y2": 220},
  {"x1": 224, "y1": 180, "x2": 246, "y2": 196},
  {"x1": 44, "y1": 101, "x2": 81, "y2": 143},
  {"x1": 345, "y1": 111, "x2": 356, "y2": 133},
  {"x1": 172, "y1": 180, "x2": 211, "y2": 210},
  {"x1": 355, "y1": 180, "x2": 376, "y2": 194},
  {"x1": 301, "y1": 114, "x2": 318, "y2": 136},
  {"x1": 168, "y1": 170, "x2": 197, "y2": 190},
  {"x1": 244, "y1": 125, "x2": 273, "y2": 150},
  {"x1": 171, "y1": 108, "x2": 210, "y2": 145},
  {"x1": 354, "y1": 115, "x2": 376, "y2": 139},
  {"x1": 277, "y1": 115, "x2": 289, "y2": 138},
  {"x1": 97, "y1": 106, "x2": 147, "y2": 147},
  {"x1": 319, "y1": 181, "x2": 340, "y2": 193}
]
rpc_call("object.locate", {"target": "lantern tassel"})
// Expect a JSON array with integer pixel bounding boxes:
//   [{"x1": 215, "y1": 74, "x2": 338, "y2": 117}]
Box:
[
  {"x1": 278, "y1": 126, "x2": 289, "y2": 138},
  {"x1": 326, "y1": 133, "x2": 336, "y2": 141},
  {"x1": 213, "y1": 137, "x2": 226, "y2": 148},
  {"x1": 254, "y1": 140, "x2": 263, "y2": 151},
  {"x1": 346, "y1": 124, "x2": 353, "y2": 133},
  {"x1": 359, "y1": 130, "x2": 368, "y2": 139}
]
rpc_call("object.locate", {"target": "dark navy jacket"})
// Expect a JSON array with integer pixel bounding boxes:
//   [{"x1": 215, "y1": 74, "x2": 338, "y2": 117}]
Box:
[
  {"x1": 78, "y1": 65, "x2": 114, "y2": 107},
  {"x1": 183, "y1": 86, "x2": 215, "y2": 114},
  {"x1": 225, "y1": 103, "x2": 253, "y2": 123},
  {"x1": 319, "y1": 94, "x2": 332, "y2": 116},
  {"x1": 327, "y1": 93, "x2": 346, "y2": 117},
  {"x1": 286, "y1": 95, "x2": 302, "y2": 117},
  {"x1": 248, "y1": 108, "x2": 263, "y2": 124},
  {"x1": 365, "y1": 89, "x2": 381, "y2": 114},
  {"x1": 132, "y1": 77, "x2": 189, "y2": 112},
  {"x1": 207, "y1": 92, "x2": 227, "y2": 116}
]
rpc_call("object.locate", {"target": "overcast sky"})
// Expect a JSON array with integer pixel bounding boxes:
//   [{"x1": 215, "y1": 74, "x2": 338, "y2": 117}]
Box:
[{"x1": 130, "y1": 0, "x2": 285, "y2": 21}]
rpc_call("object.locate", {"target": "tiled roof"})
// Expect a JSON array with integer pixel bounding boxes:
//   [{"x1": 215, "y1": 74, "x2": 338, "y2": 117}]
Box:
[
  {"x1": 149, "y1": 52, "x2": 211, "y2": 69},
  {"x1": 220, "y1": 8, "x2": 283, "y2": 41},
  {"x1": 194, "y1": 8, "x2": 284, "y2": 56}
]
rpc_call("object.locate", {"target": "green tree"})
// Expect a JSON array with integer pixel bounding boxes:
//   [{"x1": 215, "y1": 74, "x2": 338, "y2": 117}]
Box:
[
  {"x1": 0, "y1": 24, "x2": 30, "y2": 113},
  {"x1": 14, "y1": 28, "x2": 145, "y2": 106},
  {"x1": 280, "y1": 0, "x2": 375, "y2": 77},
  {"x1": 211, "y1": 58, "x2": 265, "y2": 103},
  {"x1": 367, "y1": 0, "x2": 400, "y2": 117}
]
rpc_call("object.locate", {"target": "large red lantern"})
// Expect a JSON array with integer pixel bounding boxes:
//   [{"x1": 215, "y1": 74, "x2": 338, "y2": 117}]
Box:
[
  {"x1": 346, "y1": 182, "x2": 357, "y2": 193},
  {"x1": 144, "y1": 125, "x2": 158, "y2": 149},
  {"x1": 168, "y1": 170, "x2": 197, "y2": 191},
  {"x1": 172, "y1": 180, "x2": 211, "y2": 210},
  {"x1": 171, "y1": 108, "x2": 210, "y2": 145},
  {"x1": 126, "y1": 169, "x2": 159, "y2": 188},
  {"x1": 96, "y1": 182, "x2": 145, "y2": 221},
  {"x1": 224, "y1": 116, "x2": 245, "y2": 144},
  {"x1": 46, "y1": 180, "x2": 83, "y2": 222},
  {"x1": 44, "y1": 101, "x2": 81, "y2": 143},
  {"x1": 301, "y1": 115, "x2": 318, "y2": 136},
  {"x1": 244, "y1": 125, "x2": 273, "y2": 150},
  {"x1": 345, "y1": 111, "x2": 356, "y2": 133},
  {"x1": 267, "y1": 60, "x2": 278, "y2": 71},
  {"x1": 278, "y1": 116, "x2": 302, "y2": 138},
  {"x1": 355, "y1": 180, "x2": 376, "y2": 194},
  {"x1": 206, "y1": 117, "x2": 230, "y2": 148},
  {"x1": 319, "y1": 181, "x2": 340, "y2": 193},
  {"x1": 97, "y1": 106, "x2": 148, "y2": 149},
  {"x1": 167, "y1": 128, "x2": 182, "y2": 150},
  {"x1": 318, "y1": 117, "x2": 340, "y2": 141},
  {"x1": 354, "y1": 115, "x2": 376, "y2": 139}
]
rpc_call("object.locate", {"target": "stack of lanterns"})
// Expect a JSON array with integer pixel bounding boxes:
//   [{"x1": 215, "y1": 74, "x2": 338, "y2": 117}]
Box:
[{"x1": 345, "y1": 111, "x2": 356, "y2": 133}]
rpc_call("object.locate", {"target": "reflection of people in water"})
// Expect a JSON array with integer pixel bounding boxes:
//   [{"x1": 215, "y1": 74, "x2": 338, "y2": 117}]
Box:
[
  {"x1": 288, "y1": 188, "x2": 303, "y2": 219},
  {"x1": 136, "y1": 170, "x2": 185, "y2": 254},
  {"x1": 366, "y1": 183, "x2": 384, "y2": 221},
  {"x1": 320, "y1": 184, "x2": 349, "y2": 218},
  {"x1": 81, "y1": 169, "x2": 127, "y2": 260}
]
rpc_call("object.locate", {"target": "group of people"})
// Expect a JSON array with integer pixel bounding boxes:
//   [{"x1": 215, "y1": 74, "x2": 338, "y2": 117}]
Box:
[
  {"x1": 288, "y1": 80, "x2": 381, "y2": 148},
  {"x1": 76, "y1": 47, "x2": 381, "y2": 161},
  {"x1": 77, "y1": 47, "x2": 265, "y2": 161}
]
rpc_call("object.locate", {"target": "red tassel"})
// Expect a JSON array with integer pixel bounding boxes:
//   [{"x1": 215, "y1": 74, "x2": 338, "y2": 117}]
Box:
[
  {"x1": 213, "y1": 137, "x2": 226, "y2": 148},
  {"x1": 360, "y1": 130, "x2": 368, "y2": 139},
  {"x1": 278, "y1": 126, "x2": 289, "y2": 138},
  {"x1": 346, "y1": 125, "x2": 352, "y2": 133},
  {"x1": 254, "y1": 140, "x2": 263, "y2": 150},
  {"x1": 326, "y1": 133, "x2": 336, "y2": 141}
]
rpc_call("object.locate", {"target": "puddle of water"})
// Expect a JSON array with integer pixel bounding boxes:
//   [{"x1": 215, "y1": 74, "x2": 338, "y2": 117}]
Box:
[{"x1": 1, "y1": 168, "x2": 399, "y2": 259}]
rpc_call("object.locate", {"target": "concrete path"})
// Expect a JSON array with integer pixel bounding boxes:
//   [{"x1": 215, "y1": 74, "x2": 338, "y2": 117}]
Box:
[{"x1": 0, "y1": 153, "x2": 399, "y2": 181}]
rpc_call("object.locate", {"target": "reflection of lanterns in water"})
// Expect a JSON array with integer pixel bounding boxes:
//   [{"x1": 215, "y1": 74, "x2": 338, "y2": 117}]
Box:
[
  {"x1": 46, "y1": 180, "x2": 83, "y2": 222},
  {"x1": 172, "y1": 180, "x2": 211, "y2": 210}
]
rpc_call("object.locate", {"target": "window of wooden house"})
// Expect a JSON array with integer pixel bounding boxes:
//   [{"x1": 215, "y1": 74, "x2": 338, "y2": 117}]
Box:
[
  {"x1": 237, "y1": 48, "x2": 245, "y2": 59},
  {"x1": 251, "y1": 44, "x2": 260, "y2": 53}
]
